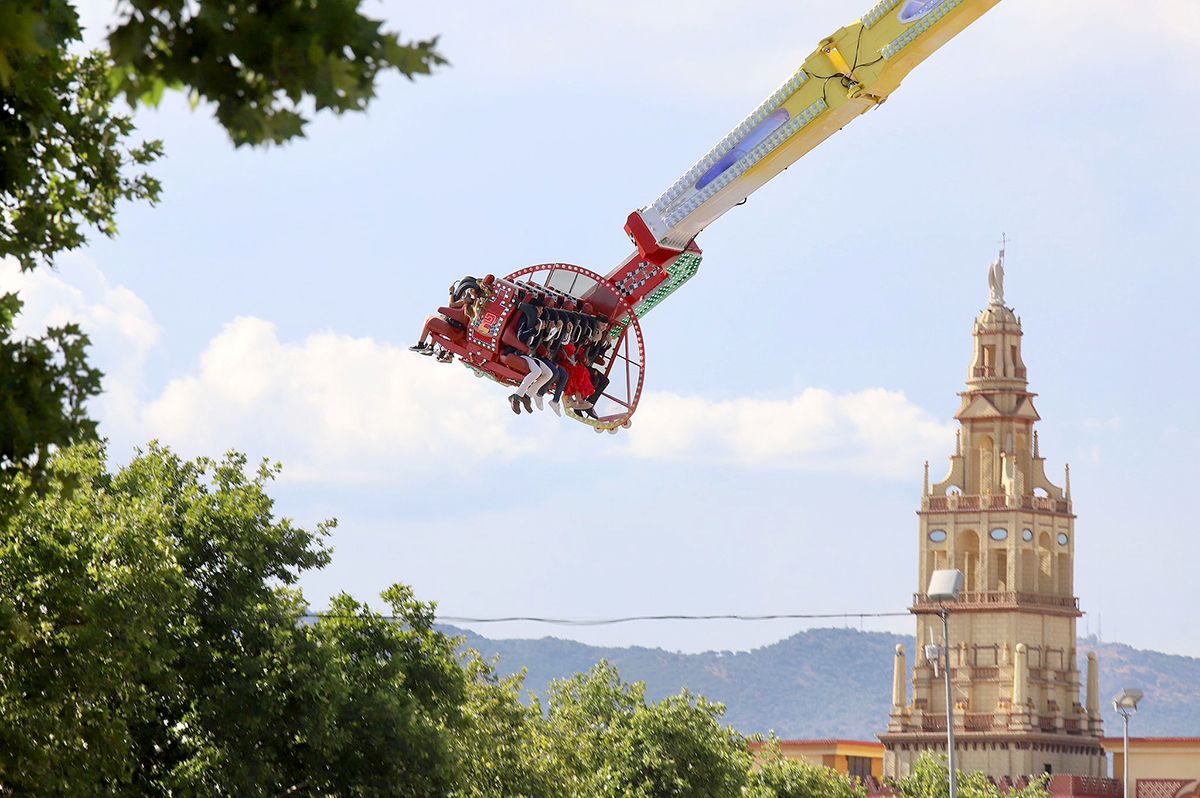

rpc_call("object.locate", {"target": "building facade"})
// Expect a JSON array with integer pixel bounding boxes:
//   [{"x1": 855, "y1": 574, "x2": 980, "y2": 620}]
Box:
[
  {"x1": 1106, "y1": 738, "x2": 1200, "y2": 798},
  {"x1": 747, "y1": 739, "x2": 884, "y2": 779},
  {"x1": 879, "y1": 252, "x2": 1107, "y2": 779}
]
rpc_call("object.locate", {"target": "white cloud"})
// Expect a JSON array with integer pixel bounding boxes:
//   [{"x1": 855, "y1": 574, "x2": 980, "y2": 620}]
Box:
[
  {"x1": 626, "y1": 387, "x2": 955, "y2": 479},
  {"x1": 2, "y1": 258, "x2": 537, "y2": 480},
  {"x1": 140, "y1": 317, "x2": 539, "y2": 482}
]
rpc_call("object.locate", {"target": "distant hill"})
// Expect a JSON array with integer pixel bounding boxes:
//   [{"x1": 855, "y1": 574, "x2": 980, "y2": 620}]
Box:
[
  {"x1": 445, "y1": 626, "x2": 1199, "y2": 739},
  {"x1": 1079, "y1": 636, "x2": 1200, "y2": 736}
]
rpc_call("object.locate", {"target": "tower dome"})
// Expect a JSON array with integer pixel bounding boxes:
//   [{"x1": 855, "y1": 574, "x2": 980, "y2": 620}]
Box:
[{"x1": 967, "y1": 243, "x2": 1026, "y2": 389}]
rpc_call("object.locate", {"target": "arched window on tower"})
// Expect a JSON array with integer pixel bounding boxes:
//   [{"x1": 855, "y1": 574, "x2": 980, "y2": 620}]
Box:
[
  {"x1": 957, "y1": 530, "x2": 980, "y2": 593},
  {"x1": 1038, "y1": 532, "x2": 1053, "y2": 593},
  {"x1": 1057, "y1": 552, "x2": 1071, "y2": 596},
  {"x1": 977, "y1": 435, "x2": 994, "y2": 494},
  {"x1": 990, "y1": 549, "x2": 1008, "y2": 592},
  {"x1": 1021, "y1": 547, "x2": 1037, "y2": 593}
]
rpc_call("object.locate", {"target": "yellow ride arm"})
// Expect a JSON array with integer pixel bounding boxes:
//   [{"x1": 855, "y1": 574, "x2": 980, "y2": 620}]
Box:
[{"x1": 629, "y1": 0, "x2": 1002, "y2": 256}]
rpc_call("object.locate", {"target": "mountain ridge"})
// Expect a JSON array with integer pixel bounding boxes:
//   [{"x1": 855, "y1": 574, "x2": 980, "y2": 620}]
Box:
[{"x1": 444, "y1": 626, "x2": 1199, "y2": 739}]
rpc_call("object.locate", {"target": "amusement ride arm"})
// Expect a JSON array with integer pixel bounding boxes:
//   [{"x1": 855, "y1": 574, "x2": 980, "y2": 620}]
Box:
[{"x1": 606, "y1": 0, "x2": 1003, "y2": 318}]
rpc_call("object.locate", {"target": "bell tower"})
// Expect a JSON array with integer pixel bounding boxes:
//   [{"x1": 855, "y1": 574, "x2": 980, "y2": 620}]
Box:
[{"x1": 879, "y1": 247, "x2": 1106, "y2": 779}]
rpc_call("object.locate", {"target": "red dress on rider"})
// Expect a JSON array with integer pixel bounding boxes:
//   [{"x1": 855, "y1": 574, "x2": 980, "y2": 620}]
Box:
[{"x1": 560, "y1": 343, "x2": 595, "y2": 398}]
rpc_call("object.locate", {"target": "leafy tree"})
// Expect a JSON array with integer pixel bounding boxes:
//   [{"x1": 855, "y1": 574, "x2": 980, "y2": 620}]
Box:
[
  {"x1": 106, "y1": 0, "x2": 446, "y2": 147},
  {"x1": 2, "y1": 441, "x2": 774, "y2": 796},
  {"x1": 451, "y1": 659, "x2": 562, "y2": 798},
  {"x1": 893, "y1": 755, "x2": 1050, "y2": 798},
  {"x1": 0, "y1": 442, "x2": 466, "y2": 796},
  {"x1": 0, "y1": 0, "x2": 444, "y2": 487},
  {"x1": 1, "y1": 0, "x2": 443, "y2": 271},
  {"x1": 280, "y1": 588, "x2": 467, "y2": 798},
  {"x1": 747, "y1": 739, "x2": 866, "y2": 798},
  {"x1": 0, "y1": 442, "x2": 183, "y2": 792},
  {"x1": 536, "y1": 662, "x2": 752, "y2": 798}
]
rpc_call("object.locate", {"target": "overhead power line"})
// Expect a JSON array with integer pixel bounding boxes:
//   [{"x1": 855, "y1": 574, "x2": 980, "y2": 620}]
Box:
[
  {"x1": 302, "y1": 611, "x2": 910, "y2": 627},
  {"x1": 437, "y1": 612, "x2": 910, "y2": 626}
]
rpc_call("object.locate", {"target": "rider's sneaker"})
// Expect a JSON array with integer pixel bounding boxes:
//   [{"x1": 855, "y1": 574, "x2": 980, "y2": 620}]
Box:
[
  {"x1": 408, "y1": 343, "x2": 428, "y2": 353},
  {"x1": 520, "y1": 395, "x2": 533, "y2": 414},
  {"x1": 508, "y1": 394, "x2": 522, "y2": 415},
  {"x1": 549, "y1": 400, "x2": 562, "y2": 417},
  {"x1": 533, "y1": 394, "x2": 544, "y2": 411}
]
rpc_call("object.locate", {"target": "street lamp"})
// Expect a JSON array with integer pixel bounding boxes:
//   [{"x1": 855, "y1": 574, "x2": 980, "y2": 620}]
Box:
[
  {"x1": 1113, "y1": 688, "x2": 1143, "y2": 798},
  {"x1": 928, "y1": 568, "x2": 964, "y2": 798}
]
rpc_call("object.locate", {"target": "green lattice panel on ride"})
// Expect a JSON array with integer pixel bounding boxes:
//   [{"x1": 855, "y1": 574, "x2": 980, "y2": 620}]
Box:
[{"x1": 609, "y1": 251, "x2": 703, "y2": 340}]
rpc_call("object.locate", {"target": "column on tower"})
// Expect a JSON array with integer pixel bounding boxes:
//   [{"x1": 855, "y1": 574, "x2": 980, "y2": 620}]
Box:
[
  {"x1": 893, "y1": 644, "x2": 907, "y2": 709},
  {"x1": 1011, "y1": 643, "x2": 1030, "y2": 729},
  {"x1": 1086, "y1": 651, "x2": 1102, "y2": 735}
]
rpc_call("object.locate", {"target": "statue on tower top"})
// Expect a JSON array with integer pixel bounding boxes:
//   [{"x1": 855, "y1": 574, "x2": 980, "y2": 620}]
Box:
[{"x1": 988, "y1": 234, "x2": 1007, "y2": 306}]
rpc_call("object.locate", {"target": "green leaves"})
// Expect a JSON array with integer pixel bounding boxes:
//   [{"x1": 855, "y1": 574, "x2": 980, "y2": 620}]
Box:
[
  {"x1": 105, "y1": 0, "x2": 447, "y2": 147},
  {"x1": 0, "y1": 443, "x2": 467, "y2": 796},
  {"x1": 525, "y1": 662, "x2": 753, "y2": 798},
  {"x1": 0, "y1": 36, "x2": 162, "y2": 271},
  {"x1": 0, "y1": 293, "x2": 102, "y2": 500},
  {"x1": 0, "y1": 443, "x2": 1061, "y2": 797}
]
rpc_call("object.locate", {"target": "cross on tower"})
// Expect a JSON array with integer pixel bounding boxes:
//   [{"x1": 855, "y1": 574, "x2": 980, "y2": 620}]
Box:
[{"x1": 998, "y1": 232, "x2": 1010, "y2": 263}]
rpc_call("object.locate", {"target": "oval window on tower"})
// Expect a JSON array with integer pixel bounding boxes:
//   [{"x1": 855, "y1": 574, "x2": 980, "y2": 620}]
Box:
[
  {"x1": 1057, "y1": 533, "x2": 1069, "y2": 546},
  {"x1": 1022, "y1": 528, "x2": 1034, "y2": 542},
  {"x1": 929, "y1": 529, "x2": 947, "y2": 543},
  {"x1": 990, "y1": 528, "x2": 1008, "y2": 541}
]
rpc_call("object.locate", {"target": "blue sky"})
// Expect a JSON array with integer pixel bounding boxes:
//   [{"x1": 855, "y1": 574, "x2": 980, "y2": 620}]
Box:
[{"x1": 4, "y1": 0, "x2": 1198, "y2": 659}]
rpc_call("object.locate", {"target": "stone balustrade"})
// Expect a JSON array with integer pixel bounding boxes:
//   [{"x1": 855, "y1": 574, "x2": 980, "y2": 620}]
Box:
[
  {"x1": 922, "y1": 493, "x2": 1071, "y2": 513},
  {"x1": 912, "y1": 591, "x2": 1080, "y2": 611}
]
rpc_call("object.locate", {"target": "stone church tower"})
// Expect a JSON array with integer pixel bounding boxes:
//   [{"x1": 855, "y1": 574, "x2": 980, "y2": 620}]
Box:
[{"x1": 879, "y1": 250, "x2": 1106, "y2": 779}]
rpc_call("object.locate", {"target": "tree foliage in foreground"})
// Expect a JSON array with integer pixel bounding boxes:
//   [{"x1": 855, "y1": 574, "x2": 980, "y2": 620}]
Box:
[
  {"x1": 548, "y1": 664, "x2": 753, "y2": 798},
  {"x1": 0, "y1": 443, "x2": 756, "y2": 797},
  {"x1": 0, "y1": 0, "x2": 444, "y2": 489},
  {"x1": 0, "y1": 443, "x2": 465, "y2": 796},
  {"x1": 1, "y1": 0, "x2": 444, "y2": 272},
  {"x1": 0, "y1": 443, "x2": 1055, "y2": 797},
  {"x1": 0, "y1": 294, "x2": 101, "y2": 499}
]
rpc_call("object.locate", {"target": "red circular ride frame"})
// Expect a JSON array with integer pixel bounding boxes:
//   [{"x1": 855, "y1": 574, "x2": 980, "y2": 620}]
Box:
[{"x1": 504, "y1": 263, "x2": 646, "y2": 425}]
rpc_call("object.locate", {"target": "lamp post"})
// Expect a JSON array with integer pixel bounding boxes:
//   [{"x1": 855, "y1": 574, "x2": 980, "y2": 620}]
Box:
[
  {"x1": 1113, "y1": 688, "x2": 1143, "y2": 798},
  {"x1": 927, "y1": 569, "x2": 964, "y2": 798}
]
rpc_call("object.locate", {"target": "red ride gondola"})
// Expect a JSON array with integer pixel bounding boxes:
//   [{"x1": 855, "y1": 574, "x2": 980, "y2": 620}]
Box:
[{"x1": 414, "y1": 262, "x2": 652, "y2": 433}]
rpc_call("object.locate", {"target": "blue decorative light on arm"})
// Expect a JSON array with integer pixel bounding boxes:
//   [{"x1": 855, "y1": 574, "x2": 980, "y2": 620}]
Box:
[{"x1": 695, "y1": 108, "x2": 791, "y2": 190}]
